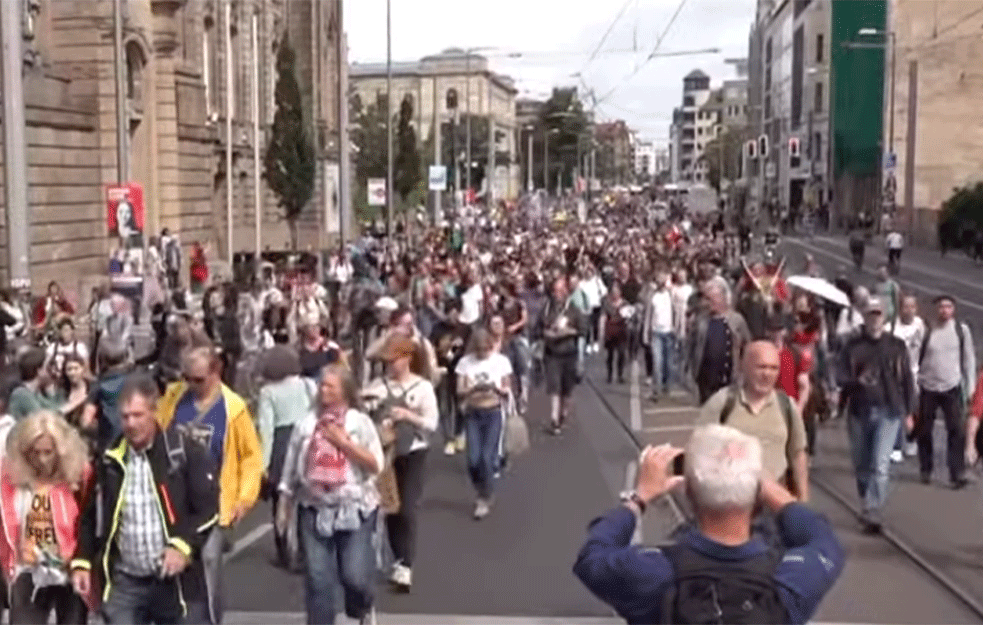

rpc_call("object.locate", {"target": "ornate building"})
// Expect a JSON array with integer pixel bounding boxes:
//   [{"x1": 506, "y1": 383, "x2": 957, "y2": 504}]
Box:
[{"x1": 0, "y1": 0, "x2": 342, "y2": 292}]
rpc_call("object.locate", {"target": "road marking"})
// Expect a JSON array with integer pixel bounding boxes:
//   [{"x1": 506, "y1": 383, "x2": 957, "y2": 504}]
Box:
[
  {"x1": 643, "y1": 406, "x2": 697, "y2": 415},
  {"x1": 640, "y1": 424, "x2": 696, "y2": 433},
  {"x1": 227, "y1": 522, "x2": 272, "y2": 561},
  {"x1": 791, "y1": 238, "x2": 983, "y2": 313},
  {"x1": 629, "y1": 358, "x2": 641, "y2": 431},
  {"x1": 624, "y1": 461, "x2": 642, "y2": 545}
]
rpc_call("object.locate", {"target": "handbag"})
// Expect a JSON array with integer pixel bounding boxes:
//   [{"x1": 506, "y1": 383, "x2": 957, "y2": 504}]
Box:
[
  {"x1": 503, "y1": 393, "x2": 530, "y2": 457},
  {"x1": 377, "y1": 448, "x2": 401, "y2": 514}
]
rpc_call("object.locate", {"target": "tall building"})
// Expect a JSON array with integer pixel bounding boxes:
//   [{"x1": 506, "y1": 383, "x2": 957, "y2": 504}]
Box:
[
  {"x1": 889, "y1": 0, "x2": 983, "y2": 243},
  {"x1": 349, "y1": 49, "x2": 520, "y2": 201},
  {"x1": 635, "y1": 140, "x2": 656, "y2": 181},
  {"x1": 747, "y1": 0, "x2": 833, "y2": 220},
  {"x1": 670, "y1": 69, "x2": 713, "y2": 184},
  {"x1": 0, "y1": 0, "x2": 343, "y2": 291}
]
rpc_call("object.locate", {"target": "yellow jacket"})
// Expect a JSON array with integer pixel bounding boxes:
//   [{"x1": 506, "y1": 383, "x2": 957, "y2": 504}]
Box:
[{"x1": 157, "y1": 381, "x2": 263, "y2": 528}]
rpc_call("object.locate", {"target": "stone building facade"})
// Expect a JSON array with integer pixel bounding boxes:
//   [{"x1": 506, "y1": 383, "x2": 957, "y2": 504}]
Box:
[
  {"x1": 349, "y1": 49, "x2": 520, "y2": 201},
  {"x1": 889, "y1": 0, "x2": 983, "y2": 243},
  {"x1": 0, "y1": 0, "x2": 341, "y2": 293}
]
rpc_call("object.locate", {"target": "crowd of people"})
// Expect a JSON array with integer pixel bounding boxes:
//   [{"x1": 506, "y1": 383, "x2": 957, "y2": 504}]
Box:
[{"x1": 0, "y1": 188, "x2": 975, "y2": 624}]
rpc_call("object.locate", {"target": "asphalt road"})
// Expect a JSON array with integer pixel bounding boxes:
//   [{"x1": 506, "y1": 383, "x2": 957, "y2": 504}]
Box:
[{"x1": 222, "y1": 233, "x2": 983, "y2": 623}]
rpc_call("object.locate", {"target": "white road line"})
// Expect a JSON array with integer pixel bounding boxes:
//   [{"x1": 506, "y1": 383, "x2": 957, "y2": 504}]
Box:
[
  {"x1": 629, "y1": 358, "x2": 641, "y2": 431},
  {"x1": 643, "y1": 406, "x2": 698, "y2": 415},
  {"x1": 624, "y1": 461, "x2": 642, "y2": 545},
  {"x1": 227, "y1": 522, "x2": 273, "y2": 560},
  {"x1": 791, "y1": 238, "x2": 983, "y2": 313},
  {"x1": 640, "y1": 424, "x2": 696, "y2": 433}
]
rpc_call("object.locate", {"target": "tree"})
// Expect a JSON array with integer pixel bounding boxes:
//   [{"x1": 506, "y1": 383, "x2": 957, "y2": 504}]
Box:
[
  {"x1": 263, "y1": 37, "x2": 316, "y2": 250},
  {"x1": 538, "y1": 87, "x2": 591, "y2": 193},
  {"x1": 394, "y1": 95, "x2": 421, "y2": 205},
  {"x1": 700, "y1": 129, "x2": 747, "y2": 193},
  {"x1": 351, "y1": 92, "x2": 388, "y2": 221}
]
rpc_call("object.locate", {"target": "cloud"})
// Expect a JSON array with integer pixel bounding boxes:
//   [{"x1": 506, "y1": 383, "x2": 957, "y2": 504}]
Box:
[{"x1": 345, "y1": 0, "x2": 755, "y2": 143}]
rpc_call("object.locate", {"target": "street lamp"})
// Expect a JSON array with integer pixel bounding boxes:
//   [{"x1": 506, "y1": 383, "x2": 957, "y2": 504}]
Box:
[{"x1": 461, "y1": 46, "x2": 502, "y2": 202}]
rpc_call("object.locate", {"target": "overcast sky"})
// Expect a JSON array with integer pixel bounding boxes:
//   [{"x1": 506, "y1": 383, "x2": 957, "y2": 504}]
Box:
[{"x1": 345, "y1": 0, "x2": 756, "y2": 145}]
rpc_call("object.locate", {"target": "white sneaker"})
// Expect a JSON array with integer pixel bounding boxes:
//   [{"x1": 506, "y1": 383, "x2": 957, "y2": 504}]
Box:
[
  {"x1": 474, "y1": 498, "x2": 490, "y2": 520},
  {"x1": 444, "y1": 441, "x2": 456, "y2": 456},
  {"x1": 359, "y1": 607, "x2": 378, "y2": 625},
  {"x1": 904, "y1": 441, "x2": 917, "y2": 457},
  {"x1": 890, "y1": 450, "x2": 903, "y2": 463},
  {"x1": 390, "y1": 563, "x2": 412, "y2": 589}
]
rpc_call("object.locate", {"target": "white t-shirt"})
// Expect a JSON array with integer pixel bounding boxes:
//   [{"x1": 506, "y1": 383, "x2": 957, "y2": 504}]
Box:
[
  {"x1": 649, "y1": 289, "x2": 673, "y2": 334},
  {"x1": 455, "y1": 353, "x2": 513, "y2": 388},
  {"x1": 460, "y1": 284, "x2": 483, "y2": 325},
  {"x1": 892, "y1": 316, "x2": 925, "y2": 378},
  {"x1": 886, "y1": 232, "x2": 904, "y2": 250}
]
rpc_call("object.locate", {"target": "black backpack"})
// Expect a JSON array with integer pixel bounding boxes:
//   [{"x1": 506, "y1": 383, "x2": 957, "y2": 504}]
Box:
[{"x1": 660, "y1": 543, "x2": 789, "y2": 625}]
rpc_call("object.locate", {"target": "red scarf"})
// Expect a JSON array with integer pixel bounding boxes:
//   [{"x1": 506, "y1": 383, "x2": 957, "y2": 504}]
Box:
[{"x1": 305, "y1": 405, "x2": 349, "y2": 489}]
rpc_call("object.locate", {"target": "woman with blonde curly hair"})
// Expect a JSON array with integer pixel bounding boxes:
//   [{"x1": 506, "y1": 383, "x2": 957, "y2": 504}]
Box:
[{"x1": 0, "y1": 411, "x2": 91, "y2": 624}]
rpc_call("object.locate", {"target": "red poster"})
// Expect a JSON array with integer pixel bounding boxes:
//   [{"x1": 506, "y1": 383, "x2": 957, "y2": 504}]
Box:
[{"x1": 106, "y1": 182, "x2": 145, "y2": 247}]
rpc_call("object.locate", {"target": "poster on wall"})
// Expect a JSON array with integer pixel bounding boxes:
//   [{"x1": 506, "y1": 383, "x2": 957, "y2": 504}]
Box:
[{"x1": 106, "y1": 182, "x2": 145, "y2": 249}]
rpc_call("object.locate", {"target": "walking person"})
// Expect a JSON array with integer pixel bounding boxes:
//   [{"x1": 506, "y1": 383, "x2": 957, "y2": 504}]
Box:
[
  {"x1": 599, "y1": 283, "x2": 630, "y2": 384},
  {"x1": 277, "y1": 364, "x2": 383, "y2": 625},
  {"x1": 455, "y1": 328, "x2": 512, "y2": 520},
  {"x1": 537, "y1": 276, "x2": 585, "y2": 435},
  {"x1": 689, "y1": 282, "x2": 750, "y2": 404},
  {"x1": 71, "y1": 374, "x2": 219, "y2": 625},
  {"x1": 256, "y1": 345, "x2": 316, "y2": 568},
  {"x1": 363, "y1": 334, "x2": 438, "y2": 592},
  {"x1": 913, "y1": 294, "x2": 975, "y2": 488},
  {"x1": 1, "y1": 412, "x2": 91, "y2": 624},
  {"x1": 890, "y1": 294, "x2": 924, "y2": 461},
  {"x1": 838, "y1": 297, "x2": 915, "y2": 532}
]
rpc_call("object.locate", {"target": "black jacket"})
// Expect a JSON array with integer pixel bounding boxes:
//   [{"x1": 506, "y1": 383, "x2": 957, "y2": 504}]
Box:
[
  {"x1": 73, "y1": 426, "x2": 219, "y2": 613},
  {"x1": 838, "y1": 330, "x2": 915, "y2": 417}
]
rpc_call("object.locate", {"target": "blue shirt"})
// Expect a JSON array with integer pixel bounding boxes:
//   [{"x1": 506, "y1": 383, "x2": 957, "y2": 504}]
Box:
[
  {"x1": 573, "y1": 503, "x2": 845, "y2": 624},
  {"x1": 173, "y1": 390, "x2": 228, "y2": 468}
]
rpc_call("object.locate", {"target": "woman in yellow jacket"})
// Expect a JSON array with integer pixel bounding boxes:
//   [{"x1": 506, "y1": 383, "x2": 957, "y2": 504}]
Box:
[{"x1": 156, "y1": 345, "x2": 263, "y2": 624}]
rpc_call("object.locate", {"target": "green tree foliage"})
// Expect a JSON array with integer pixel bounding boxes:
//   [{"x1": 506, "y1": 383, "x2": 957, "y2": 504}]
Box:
[
  {"x1": 351, "y1": 92, "x2": 388, "y2": 221},
  {"x1": 263, "y1": 37, "x2": 315, "y2": 250},
  {"x1": 700, "y1": 129, "x2": 747, "y2": 193},
  {"x1": 538, "y1": 87, "x2": 591, "y2": 193},
  {"x1": 394, "y1": 95, "x2": 422, "y2": 204}
]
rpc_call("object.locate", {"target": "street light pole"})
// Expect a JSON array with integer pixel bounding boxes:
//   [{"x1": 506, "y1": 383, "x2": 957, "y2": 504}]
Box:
[
  {"x1": 526, "y1": 126, "x2": 533, "y2": 192},
  {"x1": 385, "y1": 0, "x2": 394, "y2": 239},
  {"x1": 465, "y1": 52, "x2": 472, "y2": 200}
]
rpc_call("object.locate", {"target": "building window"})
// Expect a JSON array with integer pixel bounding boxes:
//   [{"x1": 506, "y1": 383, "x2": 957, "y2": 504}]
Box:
[
  {"x1": 816, "y1": 34, "x2": 824, "y2": 63},
  {"x1": 814, "y1": 82, "x2": 824, "y2": 113},
  {"x1": 683, "y1": 95, "x2": 694, "y2": 106},
  {"x1": 203, "y1": 16, "x2": 214, "y2": 117},
  {"x1": 814, "y1": 132, "x2": 822, "y2": 162},
  {"x1": 764, "y1": 95, "x2": 772, "y2": 119}
]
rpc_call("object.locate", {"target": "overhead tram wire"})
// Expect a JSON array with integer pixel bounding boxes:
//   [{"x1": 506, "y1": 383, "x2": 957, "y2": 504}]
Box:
[
  {"x1": 579, "y1": 0, "x2": 637, "y2": 75},
  {"x1": 594, "y1": 0, "x2": 691, "y2": 105}
]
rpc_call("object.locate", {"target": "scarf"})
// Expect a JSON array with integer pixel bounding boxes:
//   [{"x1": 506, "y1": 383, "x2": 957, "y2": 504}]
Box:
[{"x1": 305, "y1": 405, "x2": 349, "y2": 490}]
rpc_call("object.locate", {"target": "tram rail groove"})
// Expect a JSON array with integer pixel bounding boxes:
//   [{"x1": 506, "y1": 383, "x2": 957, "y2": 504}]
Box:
[{"x1": 584, "y1": 374, "x2": 983, "y2": 621}]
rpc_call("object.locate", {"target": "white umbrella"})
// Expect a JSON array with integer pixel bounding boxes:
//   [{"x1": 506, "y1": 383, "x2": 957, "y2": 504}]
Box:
[{"x1": 787, "y1": 275, "x2": 850, "y2": 308}]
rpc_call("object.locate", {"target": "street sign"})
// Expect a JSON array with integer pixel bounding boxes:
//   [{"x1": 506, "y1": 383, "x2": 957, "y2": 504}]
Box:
[
  {"x1": 884, "y1": 152, "x2": 897, "y2": 170},
  {"x1": 367, "y1": 178, "x2": 386, "y2": 206},
  {"x1": 428, "y1": 165, "x2": 447, "y2": 191}
]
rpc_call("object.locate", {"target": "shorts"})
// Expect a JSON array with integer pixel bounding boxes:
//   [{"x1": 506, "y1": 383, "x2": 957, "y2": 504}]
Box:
[{"x1": 544, "y1": 353, "x2": 579, "y2": 397}]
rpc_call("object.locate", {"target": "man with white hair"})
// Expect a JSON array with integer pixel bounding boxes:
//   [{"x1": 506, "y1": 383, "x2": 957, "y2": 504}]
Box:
[
  {"x1": 688, "y1": 281, "x2": 750, "y2": 403},
  {"x1": 574, "y1": 425, "x2": 844, "y2": 625}
]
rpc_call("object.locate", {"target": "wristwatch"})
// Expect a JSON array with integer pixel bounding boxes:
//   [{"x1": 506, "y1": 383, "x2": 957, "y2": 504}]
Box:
[{"x1": 619, "y1": 490, "x2": 647, "y2": 514}]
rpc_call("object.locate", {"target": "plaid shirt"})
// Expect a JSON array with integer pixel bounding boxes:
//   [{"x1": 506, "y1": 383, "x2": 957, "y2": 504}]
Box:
[{"x1": 116, "y1": 448, "x2": 167, "y2": 577}]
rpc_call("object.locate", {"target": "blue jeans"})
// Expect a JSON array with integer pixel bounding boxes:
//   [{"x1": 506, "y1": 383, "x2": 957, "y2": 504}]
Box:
[
  {"x1": 299, "y1": 506, "x2": 377, "y2": 625},
  {"x1": 649, "y1": 331, "x2": 675, "y2": 394},
  {"x1": 102, "y1": 571, "x2": 183, "y2": 624},
  {"x1": 465, "y1": 407, "x2": 503, "y2": 499},
  {"x1": 847, "y1": 407, "x2": 903, "y2": 514}
]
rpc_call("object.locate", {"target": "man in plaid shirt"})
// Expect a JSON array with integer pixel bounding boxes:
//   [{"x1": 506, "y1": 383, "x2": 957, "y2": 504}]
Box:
[{"x1": 72, "y1": 374, "x2": 218, "y2": 624}]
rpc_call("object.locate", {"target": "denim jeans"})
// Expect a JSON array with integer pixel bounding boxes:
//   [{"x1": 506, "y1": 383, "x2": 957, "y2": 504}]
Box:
[
  {"x1": 465, "y1": 407, "x2": 503, "y2": 499},
  {"x1": 102, "y1": 571, "x2": 183, "y2": 625},
  {"x1": 649, "y1": 331, "x2": 675, "y2": 394},
  {"x1": 847, "y1": 406, "x2": 903, "y2": 514},
  {"x1": 299, "y1": 506, "x2": 377, "y2": 625}
]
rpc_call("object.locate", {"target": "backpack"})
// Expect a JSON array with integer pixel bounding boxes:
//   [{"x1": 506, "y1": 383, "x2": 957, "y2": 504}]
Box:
[
  {"x1": 373, "y1": 379, "x2": 423, "y2": 456},
  {"x1": 660, "y1": 542, "x2": 788, "y2": 625},
  {"x1": 163, "y1": 425, "x2": 189, "y2": 475},
  {"x1": 919, "y1": 320, "x2": 967, "y2": 388}
]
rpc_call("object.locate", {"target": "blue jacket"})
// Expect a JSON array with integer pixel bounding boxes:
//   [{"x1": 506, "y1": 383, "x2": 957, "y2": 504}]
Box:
[{"x1": 573, "y1": 503, "x2": 845, "y2": 624}]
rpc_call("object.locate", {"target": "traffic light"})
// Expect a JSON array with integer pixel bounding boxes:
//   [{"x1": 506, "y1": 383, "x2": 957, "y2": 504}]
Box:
[
  {"x1": 788, "y1": 137, "x2": 801, "y2": 158},
  {"x1": 758, "y1": 134, "x2": 769, "y2": 158},
  {"x1": 446, "y1": 88, "x2": 458, "y2": 111},
  {"x1": 746, "y1": 140, "x2": 758, "y2": 159}
]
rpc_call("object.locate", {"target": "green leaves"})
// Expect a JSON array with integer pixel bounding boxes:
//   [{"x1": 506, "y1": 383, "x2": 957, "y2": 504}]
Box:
[{"x1": 263, "y1": 36, "x2": 315, "y2": 248}]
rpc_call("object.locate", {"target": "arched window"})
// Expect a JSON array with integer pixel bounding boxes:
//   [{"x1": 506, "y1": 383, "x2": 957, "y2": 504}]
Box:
[{"x1": 125, "y1": 41, "x2": 146, "y2": 103}]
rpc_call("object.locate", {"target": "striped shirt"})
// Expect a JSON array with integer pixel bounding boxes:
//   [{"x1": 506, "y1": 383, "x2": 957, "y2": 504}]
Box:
[{"x1": 116, "y1": 448, "x2": 167, "y2": 577}]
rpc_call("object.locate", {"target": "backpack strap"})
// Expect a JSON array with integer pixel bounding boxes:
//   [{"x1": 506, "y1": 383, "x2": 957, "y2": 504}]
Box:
[
  {"x1": 919, "y1": 320, "x2": 967, "y2": 385},
  {"x1": 163, "y1": 426, "x2": 187, "y2": 475},
  {"x1": 718, "y1": 386, "x2": 739, "y2": 424}
]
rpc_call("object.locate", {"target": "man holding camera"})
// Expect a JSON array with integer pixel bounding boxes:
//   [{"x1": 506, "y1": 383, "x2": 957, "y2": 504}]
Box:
[{"x1": 574, "y1": 426, "x2": 844, "y2": 625}]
